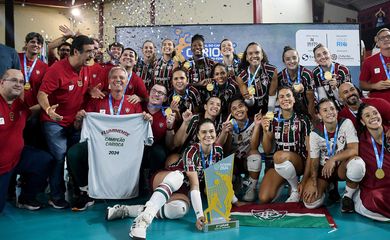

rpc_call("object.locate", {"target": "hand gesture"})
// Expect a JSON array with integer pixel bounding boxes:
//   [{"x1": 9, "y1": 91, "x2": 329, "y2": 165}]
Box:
[
  {"x1": 59, "y1": 25, "x2": 75, "y2": 38},
  {"x1": 322, "y1": 158, "x2": 336, "y2": 179},
  {"x1": 198, "y1": 78, "x2": 213, "y2": 87},
  {"x1": 182, "y1": 104, "x2": 193, "y2": 123},
  {"x1": 254, "y1": 112, "x2": 263, "y2": 126},
  {"x1": 47, "y1": 104, "x2": 63, "y2": 122},
  {"x1": 74, "y1": 109, "x2": 86, "y2": 129},
  {"x1": 221, "y1": 114, "x2": 233, "y2": 134},
  {"x1": 89, "y1": 83, "x2": 105, "y2": 99}
]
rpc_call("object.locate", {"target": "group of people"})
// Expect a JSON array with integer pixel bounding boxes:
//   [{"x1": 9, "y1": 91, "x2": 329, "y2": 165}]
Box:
[{"x1": 1, "y1": 24, "x2": 390, "y2": 240}]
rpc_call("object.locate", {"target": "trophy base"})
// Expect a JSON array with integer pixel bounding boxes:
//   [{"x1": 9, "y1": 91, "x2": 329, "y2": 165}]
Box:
[{"x1": 203, "y1": 219, "x2": 239, "y2": 232}]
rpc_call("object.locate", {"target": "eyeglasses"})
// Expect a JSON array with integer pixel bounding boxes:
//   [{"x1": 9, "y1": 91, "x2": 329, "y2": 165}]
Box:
[
  {"x1": 378, "y1": 35, "x2": 390, "y2": 41},
  {"x1": 3, "y1": 79, "x2": 25, "y2": 85},
  {"x1": 150, "y1": 88, "x2": 166, "y2": 97}
]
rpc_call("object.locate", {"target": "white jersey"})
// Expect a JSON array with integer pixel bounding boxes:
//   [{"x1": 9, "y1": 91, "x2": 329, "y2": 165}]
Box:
[
  {"x1": 310, "y1": 118, "x2": 358, "y2": 166},
  {"x1": 232, "y1": 121, "x2": 255, "y2": 160},
  {"x1": 81, "y1": 112, "x2": 154, "y2": 199}
]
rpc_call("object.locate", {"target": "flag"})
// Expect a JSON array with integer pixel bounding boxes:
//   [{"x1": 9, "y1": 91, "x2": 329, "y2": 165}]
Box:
[{"x1": 231, "y1": 202, "x2": 336, "y2": 228}]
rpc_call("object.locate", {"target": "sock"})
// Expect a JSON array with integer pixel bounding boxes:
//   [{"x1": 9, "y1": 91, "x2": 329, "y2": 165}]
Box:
[
  {"x1": 145, "y1": 183, "x2": 174, "y2": 217},
  {"x1": 343, "y1": 185, "x2": 357, "y2": 199},
  {"x1": 275, "y1": 161, "x2": 298, "y2": 192}
]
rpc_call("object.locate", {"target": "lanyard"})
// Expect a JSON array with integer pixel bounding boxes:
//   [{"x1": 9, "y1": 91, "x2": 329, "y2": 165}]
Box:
[
  {"x1": 108, "y1": 94, "x2": 125, "y2": 115},
  {"x1": 124, "y1": 71, "x2": 133, "y2": 93},
  {"x1": 285, "y1": 66, "x2": 301, "y2": 85},
  {"x1": 370, "y1": 132, "x2": 385, "y2": 169},
  {"x1": 247, "y1": 65, "x2": 261, "y2": 88},
  {"x1": 379, "y1": 53, "x2": 390, "y2": 80},
  {"x1": 199, "y1": 144, "x2": 214, "y2": 169},
  {"x1": 319, "y1": 63, "x2": 334, "y2": 81},
  {"x1": 23, "y1": 54, "x2": 38, "y2": 84},
  {"x1": 232, "y1": 118, "x2": 249, "y2": 134},
  {"x1": 324, "y1": 123, "x2": 339, "y2": 157},
  {"x1": 276, "y1": 110, "x2": 290, "y2": 123}
]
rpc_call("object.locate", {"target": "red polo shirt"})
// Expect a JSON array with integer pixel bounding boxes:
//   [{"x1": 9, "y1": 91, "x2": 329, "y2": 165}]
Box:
[
  {"x1": 18, "y1": 53, "x2": 48, "y2": 107},
  {"x1": 39, "y1": 58, "x2": 90, "y2": 127},
  {"x1": 144, "y1": 106, "x2": 167, "y2": 143},
  {"x1": 0, "y1": 96, "x2": 30, "y2": 174}
]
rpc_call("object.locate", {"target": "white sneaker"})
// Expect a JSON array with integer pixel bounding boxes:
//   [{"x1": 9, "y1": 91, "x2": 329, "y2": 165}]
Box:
[
  {"x1": 285, "y1": 190, "x2": 300, "y2": 203},
  {"x1": 129, "y1": 210, "x2": 154, "y2": 240},
  {"x1": 106, "y1": 204, "x2": 143, "y2": 221}
]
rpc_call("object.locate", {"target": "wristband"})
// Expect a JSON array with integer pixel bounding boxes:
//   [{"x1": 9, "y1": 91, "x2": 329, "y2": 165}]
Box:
[{"x1": 190, "y1": 189, "x2": 204, "y2": 219}]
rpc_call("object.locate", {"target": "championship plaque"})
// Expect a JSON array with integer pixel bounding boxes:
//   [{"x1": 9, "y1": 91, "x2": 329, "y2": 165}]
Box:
[{"x1": 203, "y1": 154, "x2": 239, "y2": 232}]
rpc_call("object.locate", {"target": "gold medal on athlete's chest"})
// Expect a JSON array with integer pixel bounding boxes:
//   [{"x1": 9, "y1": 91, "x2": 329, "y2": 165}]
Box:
[
  {"x1": 172, "y1": 95, "x2": 181, "y2": 103},
  {"x1": 293, "y1": 83, "x2": 303, "y2": 92},
  {"x1": 375, "y1": 168, "x2": 385, "y2": 179},
  {"x1": 248, "y1": 86, "x2": 256, "y2": 95},
  {"x1": 24, "y1": 82, "x2": 31, "y2": 91},
  {"x1": 324, "y1": 71, "x2": 332, "y2": 81},
  {"x1": 206, "y1": 83, "x2": 214, "y2": 91}
]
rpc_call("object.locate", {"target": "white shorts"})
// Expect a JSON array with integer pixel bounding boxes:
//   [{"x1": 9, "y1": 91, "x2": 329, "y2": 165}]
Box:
[{"x1": 353, "y1": 189, "x2": 390, "y2": 222}]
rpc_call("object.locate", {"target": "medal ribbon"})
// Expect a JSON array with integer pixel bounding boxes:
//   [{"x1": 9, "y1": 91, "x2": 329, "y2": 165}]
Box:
[
  {"x1": 232, "y1": 118, "x2": 249, "y2": 134},
  {"x1": 324, "y1": 123, "x2": 339, "y2": 157},
  {"x1": 319, "y1": 63, "x2": 334, "y2": 81},
  {"x1": 108, "y1": 93, "x2": 125, "y2": 115},
  {"x1": 370, "y1": 131, "x2": 385, "y2": 170},
  {"x1": 247, "y1": 65, "x2": 261, "y2": 88},
  {"x1": 199, "y1": 144, "x2": 214, "y2": 169},
  {"x1": 379, "y1": 53, "x2": 390, "y2": 80},
  {"x1": 23, "y1": 54, "x2": 38, "y2": 85},
  {"x1": 285, "y1": 65, "x2": 301, "y2": 85}
]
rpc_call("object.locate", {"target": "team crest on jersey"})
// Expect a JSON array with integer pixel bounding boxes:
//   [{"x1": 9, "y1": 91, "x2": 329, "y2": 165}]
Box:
[
  {"x1": 77, "y1": 80, "x2": 83, "y2": 87},
  {"x1": 290, "y1": 124, "x2": 297, "y2": 132},
  {"x1": 338, "y1": 135, "x2": 346, "y2": 145},
  {"x1": 159, "y1": 122, "x2": 164, "y2": 128},
  {"x1": 36, "y1": 70, "x2": 40, "y2": 75},
  {"x1": 92, "y1": 74, "x2": 97, "y2": 79},
  {"x1": 251, "y1": 209, "x2": 287, "y2": 221},
  {"x1": 128, "y1": 84, "x2": 133, "y2": 89},
  {"x1": 261, "y1": 73, "x2": 269, "y2": 85},
  {"x1": 125, "y1": 108, "x2": 130, "y2": 113}
]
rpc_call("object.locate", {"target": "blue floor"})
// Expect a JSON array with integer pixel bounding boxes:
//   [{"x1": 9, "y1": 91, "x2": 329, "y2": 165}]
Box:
[{"x1": 1, "y1": 191, "x2": 389, "y2": 240}]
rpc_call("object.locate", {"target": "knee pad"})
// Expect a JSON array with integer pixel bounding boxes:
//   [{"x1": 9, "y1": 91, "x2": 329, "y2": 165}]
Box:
[
  {"x1": 247, "y1": 154, "x2": 262, "y2": 172},
  {"x1": 346, "y1": 157, "x2": 366, "y2": 182},
  {"x1": 160, "y1": 200, "x2": 189, "y2": 219},
  {"x1": 274, "y1": 161, "x2": 296, "y2": 180},
  {"x1": 304, "y1": 194, "x2": 325, "y2": 209},
  {"x1": 162, "y1": 170, "x2": 184, "y2": 192}
]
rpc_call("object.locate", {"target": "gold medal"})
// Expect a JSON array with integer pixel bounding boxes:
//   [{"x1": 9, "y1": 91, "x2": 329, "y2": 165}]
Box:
[
  {"x1": 375, "y1": 168, "x2": 385, "y2": 179},
  {"x1": 24, "y1": 82, "x2": 31, "y2": 91},
  {"x1": 206, "y1": 83, "x2": 214, "y2": 91},
  {"x1": 172, "y1": 95, "x2": 181, "y2": 103},
  {"x1": 183, "y1": 62, "x2": 190, "y2": 70},
  {"x1": 248, "y1": 86, "x2": 256, "y2": 95},
  {"x1": 165, "y1": 107, "x2": 172, "y2": 117},
  {"x1": 77, "y1": 80, "x2": 83, "y2": 87},
  {"x1": 293, "y1": 83, "x2": 303, "y2": 92},
  {"x1": 324, "y1": 71, "x2": 332, "y2": 81},
  {"x1": 9, "y1": 112, "x2": 14, "y2": 121},
  {"x1": 265, "y1": 111, "x2": 274, "y2": 120}
]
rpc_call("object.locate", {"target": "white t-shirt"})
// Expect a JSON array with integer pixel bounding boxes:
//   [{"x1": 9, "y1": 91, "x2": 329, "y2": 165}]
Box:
[
  {"x1": 310, "y1": 118, "x2": 358, "y2": 166},
  {"x1": 231, "y1": 121, "x2": 255, "y2": 160},
  {"x1": 81, "y1": 112, "x2": 154, "y2": 199}
]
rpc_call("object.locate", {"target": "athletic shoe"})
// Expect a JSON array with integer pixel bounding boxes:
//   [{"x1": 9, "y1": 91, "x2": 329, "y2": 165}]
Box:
[
  {"x1": 71, "y1": 193, "x2": 94, "y2": 212},
  {"x1": 16, "y1": 197, "x2": 41, "y2": 210},
  {"x1": 327, "y1": 181, "x2": 341, "y2": 204},
  {"x1": 341, "y1": 196, "x2": 354, "y2": 213},
  {"x1": 48, "y1": 198, "x2": 70, "y2": 209},
  {"x1": 106, "y1": 204, "x2": 144, "y2": 221},
  {"x1": 129, "y1": 210, "x2": 154, "y2": 240},
  {"x1": 241, "y1": 178, "x2": 256, "y2": 202},
  {"x1": 285, "y1": 190, "x2": 300, "y2": 203}
]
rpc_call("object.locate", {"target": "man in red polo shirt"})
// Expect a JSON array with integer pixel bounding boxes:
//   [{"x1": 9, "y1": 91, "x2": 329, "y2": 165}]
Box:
[
  {"x1": 0, "y1": 69, "x2": 53, "y2": 213},
  {"x1": 37, "y1": 35, "x2": 102, "y2": 209},
  {"x1": 360, "y1": 28, "x2": 390, "y2": 103}
]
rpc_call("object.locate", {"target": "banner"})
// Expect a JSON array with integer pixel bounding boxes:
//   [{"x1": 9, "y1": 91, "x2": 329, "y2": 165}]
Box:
[{"x1": 230, "y1": 202, "x2": 336, "y2": 229}]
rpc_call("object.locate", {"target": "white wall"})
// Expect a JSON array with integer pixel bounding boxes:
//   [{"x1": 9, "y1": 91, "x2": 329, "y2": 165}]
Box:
[
  {"x1": 262, "y1": 0, "x2": 313, "y2": 23},
  {"x1": 323, "y1": 2, "x2": 358, "y2": 23}
]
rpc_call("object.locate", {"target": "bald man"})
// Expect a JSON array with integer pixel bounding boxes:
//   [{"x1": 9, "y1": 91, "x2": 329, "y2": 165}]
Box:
[
  {"x1": 338, "y1": 82, "x2": 390, "y2": 128},
  {"x1": 0, "y1": 69, "x2": 53, "y2": 213}
]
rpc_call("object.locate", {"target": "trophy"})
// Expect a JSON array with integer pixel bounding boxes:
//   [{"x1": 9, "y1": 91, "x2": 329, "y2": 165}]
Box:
[{"x1": 202, "y1": 154, "x2": 239, "y2": 232}]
